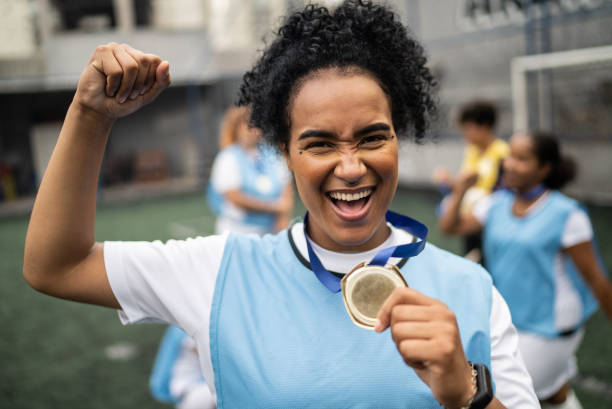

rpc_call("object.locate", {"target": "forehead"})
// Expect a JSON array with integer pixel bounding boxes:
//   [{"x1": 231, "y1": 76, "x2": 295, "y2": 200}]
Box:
[
  {"x1": 289, "y1": 70, "x2": 392, "y2": 137},
  {"x1": 510, "y1": 134, "x2": 534, "y2": 150}
]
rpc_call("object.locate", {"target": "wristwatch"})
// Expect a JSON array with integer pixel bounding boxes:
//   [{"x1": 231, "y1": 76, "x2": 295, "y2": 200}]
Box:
[{"x1": 467, "y1": 362, "x2": 493, "y2": 409}]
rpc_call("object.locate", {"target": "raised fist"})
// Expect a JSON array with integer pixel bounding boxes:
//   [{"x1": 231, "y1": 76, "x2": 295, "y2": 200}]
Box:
[{"x1": 74, "y1": 43, "x2": 171, "y2": 120}]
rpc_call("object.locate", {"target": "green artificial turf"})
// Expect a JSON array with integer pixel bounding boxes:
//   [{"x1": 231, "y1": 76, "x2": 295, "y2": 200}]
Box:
[{"x1": 1, "y1": 188, "x2": 610, "y2": 408}]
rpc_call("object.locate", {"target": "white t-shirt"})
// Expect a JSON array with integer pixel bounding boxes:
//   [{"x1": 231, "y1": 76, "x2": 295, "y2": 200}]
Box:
[
  {"x1": 473, "y1": 191, "x2": 594, "y2": 330},
  {"x1": 104, "y1": 224, "x2": 539, "y2": 407},
  {"x1": 210, "y1": 147, "x2": 290, "y2": 235}
]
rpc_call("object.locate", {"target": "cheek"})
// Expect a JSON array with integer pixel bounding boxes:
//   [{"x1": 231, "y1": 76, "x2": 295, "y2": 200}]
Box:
[
  {"x1": 291, "y1": 157, "x2": 327, "y2": 195},
  {"x1": 371, "y1": 147, "x2": 398, "y2": 180}
]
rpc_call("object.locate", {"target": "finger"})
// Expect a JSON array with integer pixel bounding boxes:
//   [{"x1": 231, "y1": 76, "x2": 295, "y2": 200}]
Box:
[
  {"x1": 141, "y1": 60, "x2": 171, "y2": 104},
  {"x1": 390, "y1": 321, "x2": 436, "y2": 344},
  {"x1": 91, "y1": 44, "x2": 123, "y2": 97},
  {"x1": 386, "y1": 304, "x2": 436, "y2": 324},
  {"x1": 112, "y1": 45, "x2": 140, "y2": 103},
  {"x1": 396, "y1": 339, "x2": 435, "y2": 368},
  {"x1": 398, "y1": 338, "x2": 458, "y2": 366},
  {"x1": 141, "y1": 54, "x2": 161, "y2": 95},
  {"x1": 123, "y1": 45, "x2": 150, "y2": 100},
  {"x1": 390, "y1": 320, "x2": 458, "y2": 346},
  {"x1": 390, "y1": 303, "x2": 456, "y2": 328},
  {"x1": 375, "y1": 288, "x2": 439, "y2": 332}
]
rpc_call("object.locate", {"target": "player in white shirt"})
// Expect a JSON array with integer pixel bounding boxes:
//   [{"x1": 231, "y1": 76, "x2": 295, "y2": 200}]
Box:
[
  {"x1": 207, "y1": 105, "x2": 293, "y2": 235},
  {"x1": 24, "y1": 1, "x2": 539, "y2": 407}
]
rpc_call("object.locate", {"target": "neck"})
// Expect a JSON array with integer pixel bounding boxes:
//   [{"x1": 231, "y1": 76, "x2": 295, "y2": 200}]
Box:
[
  {"x1": 237, "y1": 140, "x2": 257, "y2": 152},
  {"x1": 514, "y1": 183, "x2": 547, "y2": 202},
  {"x1": 475, "y1": 136, "x2": 494, "y2": 151},
  {"x1": 307, "y1": 221, "x2": 392, "y2": 253}
]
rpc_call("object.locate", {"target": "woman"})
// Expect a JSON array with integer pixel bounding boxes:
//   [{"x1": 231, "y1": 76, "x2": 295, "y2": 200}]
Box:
[
  {"x1": 207, "y1": 105, "x2": 293, "y2": 235},
  {"x1": 440, "y1": 132, "x2": 612, "y2": 409},
  {"x1": 23, "y1": 1, "x2": 538, "y2": 408}
]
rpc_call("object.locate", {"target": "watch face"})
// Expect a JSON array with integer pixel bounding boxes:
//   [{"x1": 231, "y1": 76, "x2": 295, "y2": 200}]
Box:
[{"x1": 341, "y1": 262, "x2": 408, "y2": 329}]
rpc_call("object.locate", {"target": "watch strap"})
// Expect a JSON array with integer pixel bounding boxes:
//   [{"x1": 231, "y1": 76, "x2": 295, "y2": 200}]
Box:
[{"x1": 468, "y1": 362, "x2": 494, "y2": 409}]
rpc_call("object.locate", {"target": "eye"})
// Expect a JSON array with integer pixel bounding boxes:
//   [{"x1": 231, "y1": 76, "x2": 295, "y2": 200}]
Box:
[
  {"x1": 304, "y1": 140, "x2": 335, "y2": 150},
  {"x1": 359, "y1": 134, "x2": 388, "y2": 146}
]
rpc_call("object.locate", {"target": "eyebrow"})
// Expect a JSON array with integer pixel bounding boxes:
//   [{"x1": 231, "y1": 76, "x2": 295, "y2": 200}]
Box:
[{"x1": 297, "y1": 122, "x2": 391, "y2": 140}]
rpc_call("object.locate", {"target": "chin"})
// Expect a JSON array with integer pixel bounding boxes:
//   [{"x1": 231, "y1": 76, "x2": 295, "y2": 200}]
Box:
[{"x1": 329, "y1": 223, "x2": 380, "y2": 250}]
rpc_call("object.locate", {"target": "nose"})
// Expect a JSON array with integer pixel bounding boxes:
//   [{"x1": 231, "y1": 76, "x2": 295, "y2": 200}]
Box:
[{"x1": 333, "y1": 151, "x2": 366, "y2": 185}]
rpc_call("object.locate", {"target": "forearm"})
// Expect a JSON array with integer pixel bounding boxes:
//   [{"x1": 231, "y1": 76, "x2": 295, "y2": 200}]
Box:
[
  {"x1": 566, "y1": 242, "x2": 612, "y2": 325},
  {"x1": 224, "y1": 190, "x2": 282, "y2": 214},
  {"x1": 591, "y1": 275, "x2": 612, "y2": 323},
  {"x1": 24, "y1": 102, "x2": 113, "y2": 286},
  {"x1": 438, "y1": 188, "x2": 466, "y2": 234}
]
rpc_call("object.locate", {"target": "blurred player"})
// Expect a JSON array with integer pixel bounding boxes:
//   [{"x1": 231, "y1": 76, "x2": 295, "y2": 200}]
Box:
[
  {"x1": 434, "y1": 100, "x2": 508, "y2": 263},
  {"x1": 440, "y1": 131, "x2": 612, "y2": 409},
  {"x1": 207, "y1": 105, "x2": 293, "y2": 235},
  {"x1": 150, "y1": 326, "x2": 215, "y2": 409}
]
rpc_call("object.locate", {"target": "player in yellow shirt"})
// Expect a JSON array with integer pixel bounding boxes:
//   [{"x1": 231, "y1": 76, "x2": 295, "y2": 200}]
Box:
[{"x1": 434, "y1": 101, "x2": 509, "y2": 263}]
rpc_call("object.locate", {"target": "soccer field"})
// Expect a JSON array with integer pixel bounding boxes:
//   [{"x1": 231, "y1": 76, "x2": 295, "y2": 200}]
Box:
[{"x1": 2, "y1": 188, "x2": 611, "y2": 408}]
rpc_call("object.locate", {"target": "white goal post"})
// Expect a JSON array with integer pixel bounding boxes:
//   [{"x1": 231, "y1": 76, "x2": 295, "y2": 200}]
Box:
[{"x1": 511, "y1": 44, "x2": 612, "y2": 133}]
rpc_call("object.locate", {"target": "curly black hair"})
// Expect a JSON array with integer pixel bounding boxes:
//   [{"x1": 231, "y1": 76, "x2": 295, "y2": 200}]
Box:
[{"x1": 238, "y1": 0, "x2": 437, "y2": 150}]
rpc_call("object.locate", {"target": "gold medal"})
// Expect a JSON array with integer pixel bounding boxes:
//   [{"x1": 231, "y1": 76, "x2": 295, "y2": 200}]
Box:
[{"x1": 341, "y1": 262, "x2": 408, "y2": 329}]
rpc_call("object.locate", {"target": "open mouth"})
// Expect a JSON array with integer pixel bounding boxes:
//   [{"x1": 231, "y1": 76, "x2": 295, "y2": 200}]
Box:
[{"x1": 327, "y1": 188, "x2": 374, "y2": 220}]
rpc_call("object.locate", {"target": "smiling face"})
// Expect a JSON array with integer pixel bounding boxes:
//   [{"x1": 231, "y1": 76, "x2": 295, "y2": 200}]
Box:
[
  {"x1": 460, "y1": 122, "x2": 493, "y2": 149},
  {"x1": 284, "y1": 69, "x2": 398, "y2": 252},
  {"x1": 503, "y1": 133, "x2": 550, "y2": 192}
]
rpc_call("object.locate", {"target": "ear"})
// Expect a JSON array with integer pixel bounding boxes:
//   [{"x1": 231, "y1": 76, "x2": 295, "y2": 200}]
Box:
[{"x1": 280, "y1": 143, "x2": 293, "y2": 172}]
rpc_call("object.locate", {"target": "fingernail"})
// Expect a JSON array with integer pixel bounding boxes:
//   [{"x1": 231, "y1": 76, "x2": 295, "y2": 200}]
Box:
[
  {"x1": 129, "y1": 90, "x2": 139, "y2": 100},
  {"x1": 119, "y1": 95, "x2": 127, "y2": 103},
  {"x1": 374, "y1": 319, "x2": 382, "y2": 332}
]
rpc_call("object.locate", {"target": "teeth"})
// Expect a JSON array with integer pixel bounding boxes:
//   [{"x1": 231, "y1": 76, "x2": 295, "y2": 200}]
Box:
[{"x1": 329, "y1": 189, "x2": 372, "y2": 201}]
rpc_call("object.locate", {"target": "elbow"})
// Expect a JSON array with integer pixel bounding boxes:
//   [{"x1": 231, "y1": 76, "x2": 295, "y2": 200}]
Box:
[
  {"x1": 22, "y1": 259, "x2": 48, "y2": 293},
  {"x1": 22, "y1": 250, "x2": 56, "y2": 294}
]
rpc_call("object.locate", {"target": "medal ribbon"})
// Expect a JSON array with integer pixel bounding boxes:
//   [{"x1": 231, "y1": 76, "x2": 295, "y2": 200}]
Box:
[{"x1": 304, "y1": 210, "x2": 428, "y2": 293}]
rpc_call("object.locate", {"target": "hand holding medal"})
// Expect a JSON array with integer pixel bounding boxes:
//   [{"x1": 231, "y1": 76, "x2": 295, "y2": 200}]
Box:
[
  {"x1": 306, "y1": 210, "x2": 479, "y2": 408},
  {"x1": 375, "y1": 288, "x2": 477, "y2": 409}
]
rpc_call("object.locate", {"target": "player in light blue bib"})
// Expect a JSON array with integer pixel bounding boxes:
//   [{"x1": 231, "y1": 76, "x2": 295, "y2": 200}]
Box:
[
  {"x1": 440, "y1": 132, "x2": 612, "y2": 408},
  {"x1": 24, "y1": 1, "x2": 540, "y2": 408},
  {"x1": 207, "y1": 105, "x2": 293, "y2": 235}
]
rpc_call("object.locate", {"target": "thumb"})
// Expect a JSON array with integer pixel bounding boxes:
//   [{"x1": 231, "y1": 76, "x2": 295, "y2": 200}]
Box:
[{"x1": 143, "y1": 61, "x2": 171, "y2": 103}]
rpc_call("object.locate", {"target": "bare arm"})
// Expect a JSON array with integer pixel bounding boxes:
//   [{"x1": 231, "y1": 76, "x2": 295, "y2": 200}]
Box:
[
  {"x1": 224, "y1": 189, "x2": 289, "y2": 214},
  {"x1": 438, "y1": 171, "x2": 483, "y2": 236},
  {"x1": 566, "y1": 241, "x2": 612, "y2": 324},
  {"x1": 23, "y1": 43, "x2": 171, "y2": 308}
]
